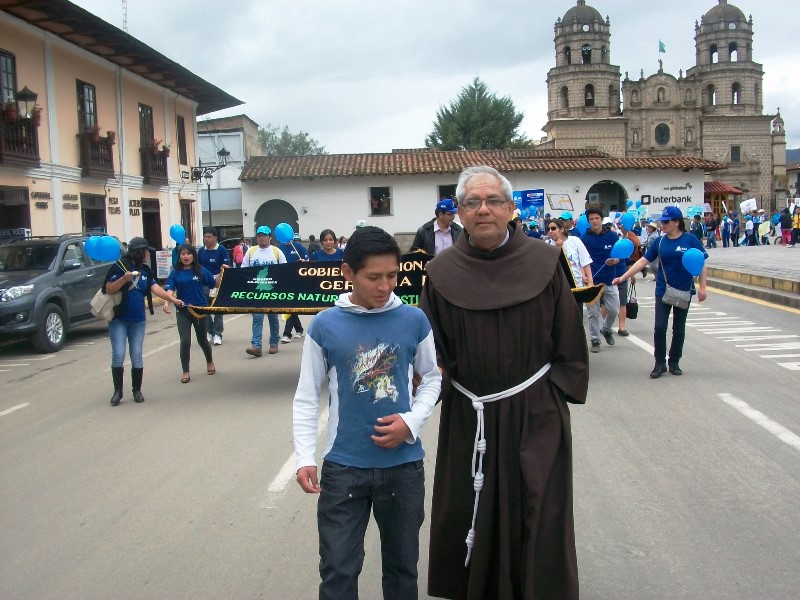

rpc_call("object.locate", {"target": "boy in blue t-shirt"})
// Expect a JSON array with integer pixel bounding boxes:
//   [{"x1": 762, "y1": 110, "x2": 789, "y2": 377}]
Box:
[{"x1": 293, "y1": 226, "x2": 441, "y2": 600}]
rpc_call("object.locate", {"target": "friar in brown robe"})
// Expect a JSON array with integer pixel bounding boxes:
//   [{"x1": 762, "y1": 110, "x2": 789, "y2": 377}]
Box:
[{"x1": 421, "y1": 166, "x2": 589, "y2": 600}]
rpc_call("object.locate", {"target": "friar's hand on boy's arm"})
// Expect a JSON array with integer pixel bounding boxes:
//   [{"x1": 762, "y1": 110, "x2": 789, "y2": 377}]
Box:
[
  {"x1": 296, "y1": 466, "x2": 321, "y2": 494},
  {"x1": 371, "y1": 414, "x2": 412, "y2": 449}
]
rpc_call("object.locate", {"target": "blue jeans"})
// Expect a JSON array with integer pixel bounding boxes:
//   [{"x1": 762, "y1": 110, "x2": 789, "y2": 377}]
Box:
[
  {"x1": 317, "y1": 460, "x2": 425, "y2": 600},
  {"x1": 109, "y1": 319, "x2": 146, "y2": 368},
  {"x1": 251, "y1": 313, "x2": 279, "y2": 348},
  {"x1": 653, "y1": 295, "x2": 690, "y2": 366},
  {"x1": 204, "y1": 290, "x2": 224, "y2": 337}
]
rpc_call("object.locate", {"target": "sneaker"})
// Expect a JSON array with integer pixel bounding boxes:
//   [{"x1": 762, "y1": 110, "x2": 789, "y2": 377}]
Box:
[
  {"x1": 293, "y1": 331, "x2": 305, "y2": 339},
  {"x1": 602, "y1": 329, "x2": 615, "y2": 346},
  {"x1": 590, "y1": 340, "x2": 601, "y2": 353},
  {"x1": 213, "y1": 335, "x2": 222, "y2": 346},
  {"x1": 617, "y1": 329, "x2": 630, "y2": 337},
  {"x1": 268, "y1": 345, "x2": 279, "y2": 354},
  {"x1": 246, "y1": 346, "x2": 262, "y2": 357},
  {"x1": 280, "y1": 335, "x2": 292, "y2": 344}
]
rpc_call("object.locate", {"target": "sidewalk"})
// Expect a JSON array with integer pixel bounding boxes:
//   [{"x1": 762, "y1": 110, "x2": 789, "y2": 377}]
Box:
[{"x1": 704, "y1": 242, "x2": 800, "y2": 308}]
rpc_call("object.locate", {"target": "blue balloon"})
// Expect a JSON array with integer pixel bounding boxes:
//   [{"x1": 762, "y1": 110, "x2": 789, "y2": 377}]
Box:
[
  {"x1": 610, "y1": 238, "x2": 634, "y2": 259},
  {"x1": 169, "y1": 224, "x2": 186, "y2": 245},
  {"x1": 274, "y1": 222, "x2": 295, "y2": 244},
  {"x1": 84, "y1": 235, "x2": 101, "y2": 260},
  {"x1": 576, "y1": 215, "x2": 590, "y2": 235},
  {"x1": 682, "y1": 248, "x2": 705, "y2": 276},
  {"x1": 635, "y1": 200, "x2": 642, "y2": 209},
  {"x1": 620, "y1": 213, "x2": 636, "y2": 231},
  {"x1": 614, "y1": 212, "x2": 621, "y2": 220},
  {"x1": 626, "y1": 200, "x2": 634, "y2": 209},
  {"x1": 95, "y1": 236, "x2": 121, "y2": 262}
]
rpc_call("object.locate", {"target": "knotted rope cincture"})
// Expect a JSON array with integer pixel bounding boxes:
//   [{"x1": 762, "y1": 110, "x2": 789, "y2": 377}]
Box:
[{"x1": 450, "y1": 362, "x2": 552, "y2": 566}]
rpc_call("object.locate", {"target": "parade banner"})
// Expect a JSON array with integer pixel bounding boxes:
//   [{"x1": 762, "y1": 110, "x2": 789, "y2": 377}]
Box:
[
  {"x1": 188, "y1": 250, "x2": 603, "y2": 315},
  {"x1": 190, "y1": 254, "x2": 432, "y2": 315}
]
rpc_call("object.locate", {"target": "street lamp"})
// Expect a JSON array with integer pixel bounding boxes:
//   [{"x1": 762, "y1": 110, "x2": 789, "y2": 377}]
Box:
[{"x1": 191, "y1": 147, "x2": 230, "y2": 229}]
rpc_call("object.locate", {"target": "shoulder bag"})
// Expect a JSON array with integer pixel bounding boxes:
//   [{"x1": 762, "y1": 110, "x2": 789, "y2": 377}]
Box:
[
  {"x1": 626, "y1": 280, "x2": 639, "y2": 319},
  {"x1": 658, "y1": 236, "x2": 691, "y2": 309},
  {"x1": 90, "y1": 261, "x2": 133, "y2": 323}
]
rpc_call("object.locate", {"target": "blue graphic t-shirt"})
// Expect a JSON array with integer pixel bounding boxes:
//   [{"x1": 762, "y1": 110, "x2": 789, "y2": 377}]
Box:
[
  {"x1": 310, "y1": 248, "x2": 344, "y2": 261},
  {"x1": 644, "y1": 233, "x2": 708, "y2": 296},
  {"x1": 164, "y1": 267, "x2": 216, "y2": 307},
  {"x1": 107, "y1": 264, "x2": 155, "y2": 322}
]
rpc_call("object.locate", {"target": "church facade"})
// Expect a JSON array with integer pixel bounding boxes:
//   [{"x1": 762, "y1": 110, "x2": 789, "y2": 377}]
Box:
[{"x1": 541, "y1": 0, "x2": 788, "y2": 213}]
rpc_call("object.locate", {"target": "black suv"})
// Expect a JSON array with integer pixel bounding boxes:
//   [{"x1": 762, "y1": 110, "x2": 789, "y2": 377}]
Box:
[{"x1": 0, "y1": 234, "x2": 121, "y2": 353}]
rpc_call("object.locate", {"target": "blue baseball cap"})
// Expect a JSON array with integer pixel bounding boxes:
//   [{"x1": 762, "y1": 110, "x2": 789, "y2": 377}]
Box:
[
  {"x1": 256, "y1": 225, "x2": 272, "y2": 235},
  {"x1": 436, "y1": 198, "x2": 458, "y2": 213},
  {"x1": 659, "y1": 206, "x2": 683, "y2": 221},
  {"x1": 560, "y1": 211, "x2": 573, "y2": 220}
]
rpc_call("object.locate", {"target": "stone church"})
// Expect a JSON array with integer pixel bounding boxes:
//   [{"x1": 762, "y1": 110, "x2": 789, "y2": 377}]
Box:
[{"x1": 540, "y1": 0, "x2": 788, "y2": 213}]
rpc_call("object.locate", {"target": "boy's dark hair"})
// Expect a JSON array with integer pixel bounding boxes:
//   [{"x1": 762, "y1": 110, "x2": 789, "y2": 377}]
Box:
[
  {"x1": 342, "y1": 226, "x2": 400, "y2": 273},
  {"x1": 584, "y1": 207, "x2": 603, "y2": 219},
  {"x1": 203, "y1": 227, "x2": 219, "y2": 238}
]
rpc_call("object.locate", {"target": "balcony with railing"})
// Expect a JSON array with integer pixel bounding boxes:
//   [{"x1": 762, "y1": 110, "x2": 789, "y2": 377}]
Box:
[
  {"x1": 140, "y1": 145, "x2": 169, "y2": 185},
  {"x1": 78, "y1": 131, "x2": 115, "y2": 178},
  {"x1": 0, "y1": 116, "x2": 40, "y2": 167}
]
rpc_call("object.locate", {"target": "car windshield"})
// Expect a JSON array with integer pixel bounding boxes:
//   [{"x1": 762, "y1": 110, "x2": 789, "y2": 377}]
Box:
[{"x1": 0, "y1": 244, "x2": 59, "y2": 271}]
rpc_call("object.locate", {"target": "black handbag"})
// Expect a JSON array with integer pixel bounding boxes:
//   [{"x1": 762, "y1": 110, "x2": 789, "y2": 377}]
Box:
[{"x1": 626, "y1": 281, "x2": 639, "y2": 319}]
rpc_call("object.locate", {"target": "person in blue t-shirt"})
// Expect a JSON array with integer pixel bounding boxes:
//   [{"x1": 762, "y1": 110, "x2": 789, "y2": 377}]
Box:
[
  {"x1": 105, "y1": 237, "x2": 184, "y2": 406},
  {"x1": 293, "y1": 226, "x2": 441, "y2": 599},
  {"x1": 197, "y1": 228, "x2": 231, "y2": 346},
  {"x1": 613, "y1": 205, "x2": 708, "y2": 379},
  {"x1": 309, "y1": 229, "x2": 344, "y2": 261},
  {"x1": 278, "y1": 233, "x2": 310, "y2": 343},
  {"x1": 581, "y1": 207, "x2": 622, "y2": 352},
  {"x1": 163, "y1": 244, "x2": 218, "y2": 383}
]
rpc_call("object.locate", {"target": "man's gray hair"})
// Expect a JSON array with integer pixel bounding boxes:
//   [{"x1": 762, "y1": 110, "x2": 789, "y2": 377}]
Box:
[{"x1": 455, "y1": 166, "x2": 514, "y2": 204}]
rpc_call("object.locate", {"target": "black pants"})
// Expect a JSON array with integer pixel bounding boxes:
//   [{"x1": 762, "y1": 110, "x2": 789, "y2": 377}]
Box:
[
  {"x1": 283, "y1": 313, "x2": 304, "y2": 337},
  {"x1": 176, "y1": 309, "x2": 212, "y2": 372},
  {"x1": 653, "y1": 295, "x2": 690, "y2": 366}
]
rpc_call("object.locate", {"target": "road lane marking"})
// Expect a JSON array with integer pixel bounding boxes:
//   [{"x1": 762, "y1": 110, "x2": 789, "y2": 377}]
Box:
[
  {"x1": 0, "y1": 403, "x2": 29, "y2": 417},
  {"x1": 708, "y1": 288, "x2": 800, "y2": 315},
  {"x1": 0, "y1": 363, "x2": 31, "y2": 367},
  {"x1": 261, "y1": 407, "x2": 329, "y2": 508},
  {"x1": 717, "y1": 393, "x2": 800, "y2": 452},
  {"x1": 778, "y1": 362, "x2": 800, "y2": 371},
  {"x1": 625, "y1": 333, "x2": 654, "y2": 355},
  {"x1": 717, "y1": 335, "x2": 798, "y2": 342},
  {"x1": 759, "y1": 354, "x2": 800, "y2": 358}
]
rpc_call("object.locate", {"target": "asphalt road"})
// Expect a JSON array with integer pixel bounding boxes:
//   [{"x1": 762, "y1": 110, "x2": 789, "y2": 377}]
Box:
[{"x1": 1, "y1": 281, "x2": 798, "y2": 599}]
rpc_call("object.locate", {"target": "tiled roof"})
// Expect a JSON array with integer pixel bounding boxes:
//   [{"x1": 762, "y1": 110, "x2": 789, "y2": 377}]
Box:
[
  {"x1": 704, "y1": 181, "x2": 743, "y2": 194},
  {"x1": 241, "y1": 149, "x2": 726, "y2": 181}
]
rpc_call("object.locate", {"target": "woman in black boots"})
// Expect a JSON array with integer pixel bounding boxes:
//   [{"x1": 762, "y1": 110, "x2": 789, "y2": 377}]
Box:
[{"x1": 104, "y1": 237, "x2": 184, "y2": 406}]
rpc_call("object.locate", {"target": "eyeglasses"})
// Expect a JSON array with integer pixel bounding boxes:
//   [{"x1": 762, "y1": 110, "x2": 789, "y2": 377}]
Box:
[
  {"x1": 460, "y1": 197, "x2": 509, "y2": 211},
  {"x1": 548, "y1": 226, "x2": 559, "y2": 231}
]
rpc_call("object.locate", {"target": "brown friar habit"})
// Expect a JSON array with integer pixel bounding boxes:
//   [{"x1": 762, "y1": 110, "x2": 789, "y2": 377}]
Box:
[{"x1": 422, "y1": 224, "x2": 589, "y2": 600}]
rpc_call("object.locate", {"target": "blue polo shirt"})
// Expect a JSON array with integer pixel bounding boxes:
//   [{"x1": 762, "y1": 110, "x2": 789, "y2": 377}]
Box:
[
  {"x1": 580, "y1": 228, "x2": 619, "y2": 285},
  {"x1": 197, "y1": 244, "x2": 230, "y2": 276},
  {"x1": 277, "y1": 241, "x2": 309, "y2": 263},
  {"x1": 644, "y1": 233, "x2": 708, "y2": 296}
]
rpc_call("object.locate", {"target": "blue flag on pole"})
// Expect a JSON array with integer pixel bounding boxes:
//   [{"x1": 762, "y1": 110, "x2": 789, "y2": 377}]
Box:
[{"x1": 659, "y1": 39, "x2": 666, "y2": 53}]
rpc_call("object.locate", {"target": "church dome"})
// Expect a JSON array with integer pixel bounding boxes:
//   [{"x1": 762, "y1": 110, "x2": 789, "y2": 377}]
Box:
[
  {"x1": 562, "y1": 0, "x2": 603, "y2": 25},
  {"x1": 702, "y1": 0, "x2": 746, "y2": 24}
]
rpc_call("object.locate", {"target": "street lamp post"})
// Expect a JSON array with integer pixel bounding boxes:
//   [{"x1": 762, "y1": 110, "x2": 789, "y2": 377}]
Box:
[{"x1": 191, "y1": 147, "x2": 231, "y2": 230}]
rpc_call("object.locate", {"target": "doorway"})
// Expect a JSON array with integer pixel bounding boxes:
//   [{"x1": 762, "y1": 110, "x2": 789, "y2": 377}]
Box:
[
  {"x1": 254, "y1": 199, "x2": 299, "y2": 236},
  {"x1": 585, "y1": 180, "x2": 630, "y2": 215}
]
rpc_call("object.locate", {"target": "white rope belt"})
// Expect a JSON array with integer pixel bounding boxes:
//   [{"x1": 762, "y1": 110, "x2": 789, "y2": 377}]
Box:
[{"x1": 450, "y1": 361, "x2": 552, "y2": 566}]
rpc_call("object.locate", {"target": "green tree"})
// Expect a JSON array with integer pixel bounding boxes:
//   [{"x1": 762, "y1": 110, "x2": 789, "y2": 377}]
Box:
[
  {"x1": 425, "y1": 78, "x2": 528, "y2": 150},
  {"x1": 258, "y1": 123, "x2": 327, "y2": 156}
]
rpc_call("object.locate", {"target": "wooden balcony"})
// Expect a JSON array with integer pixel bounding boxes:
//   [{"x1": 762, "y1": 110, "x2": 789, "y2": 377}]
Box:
[
  {"x1": 140, "y1": 147, "x2": 169, "y2": 185},
  {"x1": 0, "y1": 116, "x2": 40, "y2": 168},
  {"x1": 78, "y1": 131, "x2": 115, "y2": 178}
]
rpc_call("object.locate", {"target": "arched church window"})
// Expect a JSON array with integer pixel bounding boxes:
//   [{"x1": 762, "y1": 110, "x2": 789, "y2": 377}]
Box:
[
  {"x1": 655, "y1": 123, "x2": 670, "y2": 146},
  {"x1": 581, "y1": 44, "x2": 592, "y2": 64},
  {"x1": 731, "y1": 82, "x2": 741, "y2": 104},
  {"x1": 560, "y1": 86, "x2": 569, "y2": 109},
  {"x1": 563, "y1": 46, "x2": 571, "y2": 65},
  {"x1": 710, "y1": 44, "x2": 719, "y2": 64},
  {"x1": 584, "y1": 84, "x2": 595, "y2": 107},
  {"x1": 657, "y1": 87, "x2": 666, "y2": 103},
  {"x1": 707, "y1": 84, "x2": 716, "y2": 106},
  {"x1": 729, "y1": 42, "x2": 738, "y2": 62}
]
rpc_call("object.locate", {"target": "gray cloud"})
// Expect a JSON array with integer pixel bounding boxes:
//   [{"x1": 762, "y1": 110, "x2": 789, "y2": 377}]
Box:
[{"x1": 72, "y1": 0, "x2": 799, "y2": 151}]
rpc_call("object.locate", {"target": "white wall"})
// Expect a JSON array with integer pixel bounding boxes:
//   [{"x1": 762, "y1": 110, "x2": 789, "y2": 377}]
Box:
[{"x1": 241, "y1": 169, "x2": 708, "y2": 239}]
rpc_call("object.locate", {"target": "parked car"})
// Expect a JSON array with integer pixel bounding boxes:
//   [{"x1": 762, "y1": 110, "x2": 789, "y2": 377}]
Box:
[{"x1": 0, "y1": 234, "x2": 122, "y2": 352}]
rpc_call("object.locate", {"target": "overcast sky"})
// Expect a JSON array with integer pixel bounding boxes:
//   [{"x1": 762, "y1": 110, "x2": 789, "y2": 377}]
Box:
[{"x1": 71, "y1": 0, "x2": 799, "y2": 153}]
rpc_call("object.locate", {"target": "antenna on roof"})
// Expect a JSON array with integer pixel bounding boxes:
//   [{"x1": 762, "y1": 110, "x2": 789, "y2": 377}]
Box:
[{"x1": 121, "y1": 0, "x2": 128, "y2": 32}]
